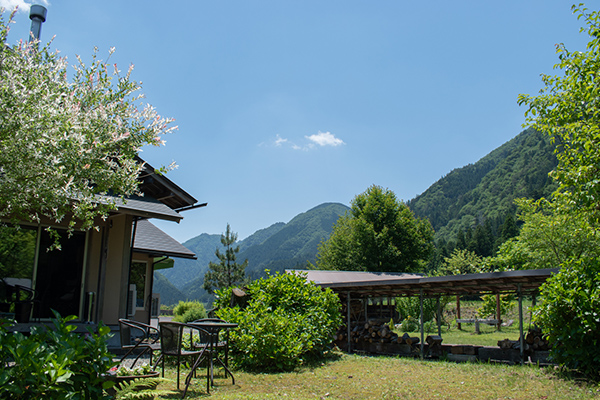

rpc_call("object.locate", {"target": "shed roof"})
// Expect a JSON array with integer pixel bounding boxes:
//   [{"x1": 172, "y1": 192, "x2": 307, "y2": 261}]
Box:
[{"x1": 294, "y1": 268, "x2": 557, "y2": 298}]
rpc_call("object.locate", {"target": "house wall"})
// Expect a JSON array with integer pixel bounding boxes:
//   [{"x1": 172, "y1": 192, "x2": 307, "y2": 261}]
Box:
[{"x1": 99, "y1": 214, "x2": 134, "y2": 325}]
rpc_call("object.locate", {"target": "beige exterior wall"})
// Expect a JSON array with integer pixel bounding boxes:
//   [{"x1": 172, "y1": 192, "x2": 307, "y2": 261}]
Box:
[{"x1": 99, "y1": 214, "x2": 134, "y2": 325}]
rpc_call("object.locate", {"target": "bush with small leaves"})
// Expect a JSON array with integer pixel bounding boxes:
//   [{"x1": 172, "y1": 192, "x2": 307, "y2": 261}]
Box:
[{"x1": 215, "y1": 272, "x2": 342, "y2": 372}]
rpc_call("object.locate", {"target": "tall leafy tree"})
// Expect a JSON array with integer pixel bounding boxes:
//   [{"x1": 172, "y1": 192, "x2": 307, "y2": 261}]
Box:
[
  {"x1": 203, "y1": 224, "x2": 248, "y2": 294},
  {"x1": 0, "y1": 10, "x2": 176, "y2": 233},
  {"x1": 517, "y1": 4, "x2": 600, "y2": 377},
  {"x1": 316, "y1": 185, "x2": 434, "y2": 273}
]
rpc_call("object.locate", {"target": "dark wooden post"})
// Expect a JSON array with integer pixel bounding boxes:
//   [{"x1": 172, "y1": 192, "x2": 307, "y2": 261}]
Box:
[
  {"x1": 420, "y1": 290, "x2": 424, "y2": 359},
  {"x1": 496, "y1": 293, "x2": 501, "y2": 331},
  {"x1": 436, "y1": 296, "x2": 442, "y2": 336},
  {"x1": 518, "y1": 284, "x2": 524, "y2": 365},
  {"x1": 456, "y1": 295, "x2": 462, "y2": 330},
  {"x1": 347, "y1": 291, "x2": 352, "y2": 354}
]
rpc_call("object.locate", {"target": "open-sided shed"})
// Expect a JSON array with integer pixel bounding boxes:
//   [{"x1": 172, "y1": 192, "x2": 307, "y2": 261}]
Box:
[{"x1": 293, "y1": 268, "x2": 558, "y2": 363}]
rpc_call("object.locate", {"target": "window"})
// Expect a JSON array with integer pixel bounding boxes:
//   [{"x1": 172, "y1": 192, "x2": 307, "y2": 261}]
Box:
[
  {"x1": 130, "y1": 261, "x2": 148, "y2": 309},
  {"x1": 0, "y1": 224, "x2": 86, "y2": 319}
]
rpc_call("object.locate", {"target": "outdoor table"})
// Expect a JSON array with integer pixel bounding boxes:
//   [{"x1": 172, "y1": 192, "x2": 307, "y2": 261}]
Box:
[{"x1": 183, "y1": 321, "x2": 238, "y2": 396}]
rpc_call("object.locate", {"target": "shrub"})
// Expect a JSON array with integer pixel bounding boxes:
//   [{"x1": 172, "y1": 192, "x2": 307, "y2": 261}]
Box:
[
  {"x1": 399, "y1": 316, "x2": 419, "y2": 332},
  {"x1": 396, "y1": 296, "x2": 450, "y2": 324},
  {"x1": 0, "y1": 312, "x2": 115, "y2": 399},
  {"x1": 172, "y1": 300, "x2": 207, "y2": 323},
  {"x1": 477, "y1": 294, "x2": 515, "y2": 319},
  {"x1": 214, "y1": 272, "x2": 342, "y2": 372},
  {"x1": 534, "y1": 257, "x2": 600, "y2": 378}
]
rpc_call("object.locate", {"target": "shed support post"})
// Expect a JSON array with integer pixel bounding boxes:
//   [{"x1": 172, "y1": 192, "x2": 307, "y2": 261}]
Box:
[
  {"x1": 347, "y1": 291, "x2": 352, "y2": 354},
  {"x1": 456, "y1": 295, "x2": 461, "y2": 330},
  {"x1": 364, "y1": 297, "x2": 368, "y2": 322},
  {"x1": 420, "y1": 290, "x2": 424, "y2": 359},
  {"x1": 436, "y1": 296, "x2": 442, "y2": 336},
  {"x1": 496, "y1": 293, "x2": 501, "y2": 331},
  {"x1": 518, "y1": 284, "x2": 524, "y2": 365}
]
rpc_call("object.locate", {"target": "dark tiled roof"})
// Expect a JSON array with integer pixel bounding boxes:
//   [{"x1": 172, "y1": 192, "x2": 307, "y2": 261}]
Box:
[
  {"x1": 134, "y1": 219, "x2": 196, "y2": 259},
  {"x1": 105, "y1": 195, "x2": 183, "y2": 222}
]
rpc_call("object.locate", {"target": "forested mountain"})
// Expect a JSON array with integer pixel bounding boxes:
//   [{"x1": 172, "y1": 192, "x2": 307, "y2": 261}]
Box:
[
  {"x1": 159, "y1": 233, "x2": 222, "y2": 289},
  {"x1": 153, "y1": 271, "x2": 186, "y2": 307},
  {"x1": 407, "y1": 127, "x2": 557, "y2": 255},
  {"x1": 154, "y1": 202, "x2": 348, "y2": 305},
  {"x1": 240, "y1": 202, "x2": 350, "y2": 278}
]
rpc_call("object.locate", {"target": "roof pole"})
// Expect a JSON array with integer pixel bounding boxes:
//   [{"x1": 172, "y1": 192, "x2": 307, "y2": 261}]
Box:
[
  {"x1": 518, "y1": 283, "x2": 524, "y2": 365},
  {"x1": 420, "y1": 289, "x2": 424, "y2": 359},
  {"x1": 347, "y1": 291, "x2": 352, "y2": 354},
  {"x1": 436, "y1": 296, "x2": 442, "y2": 336}
]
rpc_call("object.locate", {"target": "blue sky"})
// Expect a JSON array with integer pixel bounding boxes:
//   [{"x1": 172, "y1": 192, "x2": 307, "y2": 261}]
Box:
[{"x1": 2, "y1": 1, "x2": 591, "y2": 242}]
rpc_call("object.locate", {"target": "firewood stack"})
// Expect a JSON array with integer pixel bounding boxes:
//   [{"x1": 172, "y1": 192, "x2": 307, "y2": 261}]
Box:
[
  {"x1": 335, "y1": 319, "x2": 421, "y2": 347},
  {"x1": 497, "y1": 327, "x2": 551, "y2": 353},
  {"x1": 525, "y1": 326, "x2": 551, "y2": 351}
]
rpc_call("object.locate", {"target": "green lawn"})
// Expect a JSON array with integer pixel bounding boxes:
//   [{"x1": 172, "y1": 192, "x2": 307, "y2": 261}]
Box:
[
  {"x1": 147, "y1": 301, "x2": 599, "y2": 399},
  {"x1": 153, "y1": 352, "x2": 599, "y2": 399}
]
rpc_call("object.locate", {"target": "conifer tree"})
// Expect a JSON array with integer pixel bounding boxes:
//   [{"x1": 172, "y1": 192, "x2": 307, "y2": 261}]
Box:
[{"x1": 203, "y1": 224, "x2": 248, "y2": 294}]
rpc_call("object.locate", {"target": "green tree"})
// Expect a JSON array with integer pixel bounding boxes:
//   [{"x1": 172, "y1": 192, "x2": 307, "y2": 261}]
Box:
[
  {"x1": 492, "y1": 198, "x2": 600, "y2": 271},
  {"x1": 438, "y1": 248, "x2": 484, "y2": 276},
  {"x1": 316, "y1": 185, "x2": 434, "y2": 273},
  {"x1": 517, "y1": 4, "x2": 600, "y2": 377},
  {"x1": 202, "y1": 224, "x2": 248, "y2": 294},
  {"x1": 0, "y1": 10, "x2": 175, "y2": 234}
]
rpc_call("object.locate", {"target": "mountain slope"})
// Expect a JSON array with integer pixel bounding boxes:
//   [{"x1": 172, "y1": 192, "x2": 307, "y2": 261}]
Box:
[
  {"x1": 240, "y1": 202, "x2": 350, "y2": 278},
  {"x1": 173, "y1": 202, "x2": 349, "y2": 300},
  {"x1": 159, "y1": 233, "x2": 222, "y2": 289},
  {"x1": 408, "y1": 127, "x2": 557, "y2": 244},
  {"x1": 153, "y1": 271, "x2": 187, "y2": 306}
]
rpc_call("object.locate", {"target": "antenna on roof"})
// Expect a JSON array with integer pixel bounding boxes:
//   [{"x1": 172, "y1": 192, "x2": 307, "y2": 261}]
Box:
[{"x1": 29, "y1": 5, "x2": 47, "y2": 42}]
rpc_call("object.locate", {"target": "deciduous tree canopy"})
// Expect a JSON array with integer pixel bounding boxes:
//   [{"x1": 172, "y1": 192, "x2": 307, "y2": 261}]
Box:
[{"x1": 316, "y1": 185, "x2": 434, "y2": 273}]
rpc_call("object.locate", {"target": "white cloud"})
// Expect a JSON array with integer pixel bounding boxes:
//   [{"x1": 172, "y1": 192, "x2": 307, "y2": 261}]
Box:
[
  {"x1": 0, "y1": 0, "x2": 49, "y2": 13},
  {"x1": 269, "y1": 131, "x2": 345, "y2": 151},
  {"x1": 274, "y1": 134, "x2": 288, "y2": 147},
  {"x1": 306, "y1": 131, "x2": 345, "y2": 147}
]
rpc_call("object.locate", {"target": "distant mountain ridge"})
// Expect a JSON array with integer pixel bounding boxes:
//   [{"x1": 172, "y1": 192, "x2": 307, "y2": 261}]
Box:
[{"x1": 155, "y1": 202, "x2": 349, "y2": 305}]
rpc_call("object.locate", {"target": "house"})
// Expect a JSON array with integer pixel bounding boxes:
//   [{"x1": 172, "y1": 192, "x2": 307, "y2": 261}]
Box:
[{"x1": 0, "y1": 159, "x2": 202, "y2": 327}]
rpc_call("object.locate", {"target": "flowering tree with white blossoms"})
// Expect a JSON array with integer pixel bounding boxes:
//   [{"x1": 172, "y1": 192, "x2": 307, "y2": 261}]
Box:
[{"x1": 0, "y1": 9, "x2": 176, "y2": 234}]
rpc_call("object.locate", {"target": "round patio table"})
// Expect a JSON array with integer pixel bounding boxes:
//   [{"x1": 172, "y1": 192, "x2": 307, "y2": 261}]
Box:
[{"x1": 182, "y1": 321, "x2": 238, "y2": 397}]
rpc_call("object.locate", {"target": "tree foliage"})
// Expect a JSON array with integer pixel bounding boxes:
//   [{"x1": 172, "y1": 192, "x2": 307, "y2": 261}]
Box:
[
  {"x1": 214, "y1": 272, "x2": 342, "y2": 372},
  {"x1": 202, "y1": 224, "x2": 248, "y2": 294},
  {"x1": 0, "y1": 10, "x2": 175, "y2": 233},
  {"x1": 316, "y1": 185, "x2": 434, "y2": 273},
  {"x1": 517, "y1": 4, "x2": 600, "y2": 378},
  {"x1": 492, "y1": 198, "x2": 600, "y2": 271}
]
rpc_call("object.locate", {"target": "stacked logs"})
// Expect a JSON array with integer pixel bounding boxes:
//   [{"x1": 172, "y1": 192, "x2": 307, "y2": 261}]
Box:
[
  {"x1": 336, "y1": 319, "x2": 420, "y2": 346},
  {"x1": 497, "y1": 327, "x2": 551, "y2": 353},
  {"x1": 525, "y1": 326, "x2": 551, "y2": 351}
]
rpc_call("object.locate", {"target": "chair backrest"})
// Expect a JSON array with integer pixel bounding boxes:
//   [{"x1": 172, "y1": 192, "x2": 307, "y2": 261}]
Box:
[
  {"x1": 119, "y1": 319, "x2": 135, "y2": 347},
  {"x1": 159, "y1": 321, "x2": 187, "y2": 356}
]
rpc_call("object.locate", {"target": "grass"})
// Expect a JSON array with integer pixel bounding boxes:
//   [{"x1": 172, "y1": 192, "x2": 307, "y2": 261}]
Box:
[
  {"x1": 402, "y1": 299, "x2": 537, "y2": 347},
  {"x1": 146, "y1": 300, "x2": 599, "y2": 399},
  {"x1": 151, "y1": 352, "x2": 599, "y2": 399}
]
